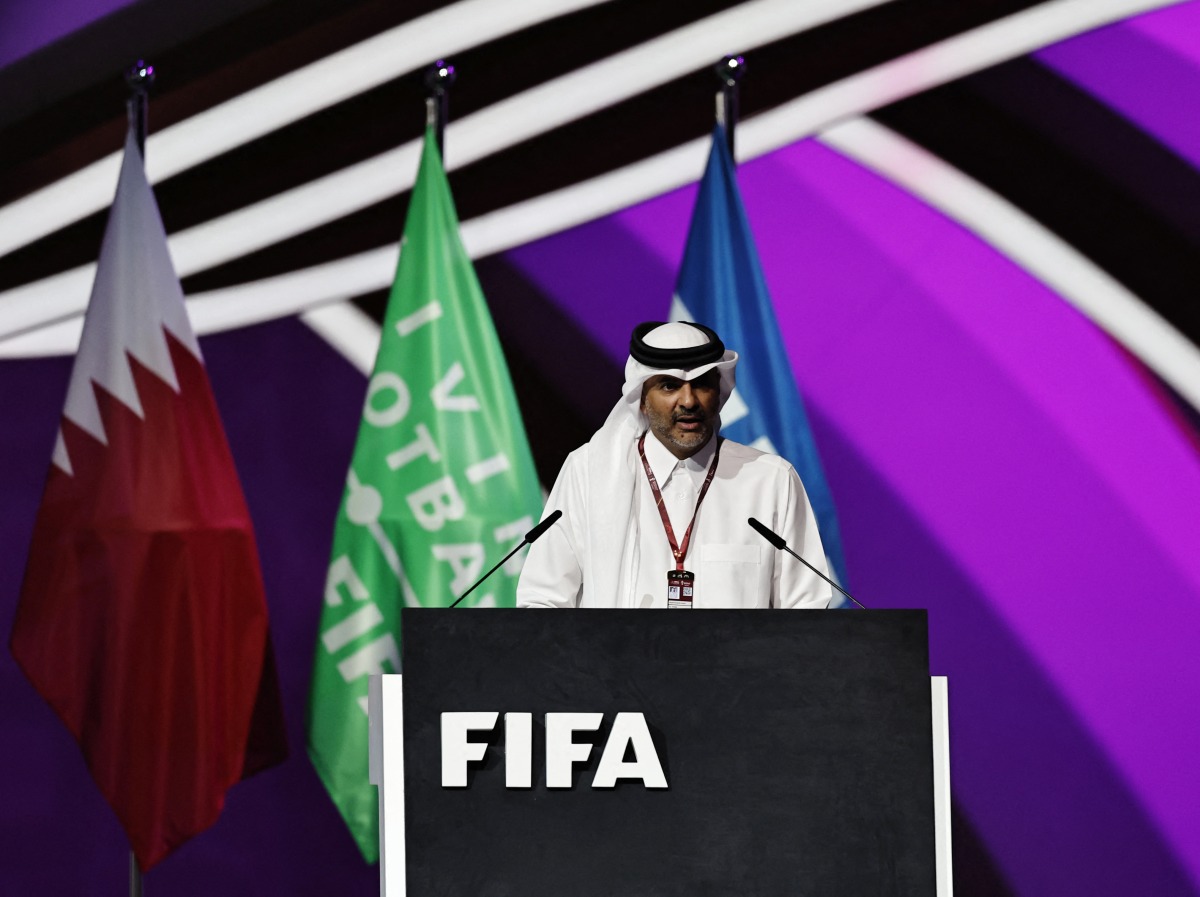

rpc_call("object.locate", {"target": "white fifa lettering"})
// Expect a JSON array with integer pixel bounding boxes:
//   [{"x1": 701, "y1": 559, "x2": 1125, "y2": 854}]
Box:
[
  {"x1": 386, "y1": 422, "x2": 441, "y2": 470},
  {"x1": 465, "y1": 453, "x2": 509, "y2": 483},
  {"x1": 441, "y1": 711, "x2": 499, "y2": 787},
  {"x1": 505, "y1": 713, "x2": 533, "y2": 788},
  {"x1": 431, "y1": 543, "x2": 485, "y2": 595},
  {"x1": 321, "y1": 603, "x2": 384, "y2": 653},
  {"x1": 407, "y1": 475, "x2": 466, "y2": 531},
  {"x1": 545, "y1": 712, "x2": 603, "y2": 789},
  {"x1": 363, "y1": 372, "x2": 412, "y2": 427},
  {"x1": 431, "y1": 362, "x2": 480, "y2": 412},
  {"x1": 336, "y1": 633, "x2": 400, "y2": 682},
  {"x1": 395, "y1": 301, "x2": 443, "y2": 337},
  {"x1": 592, "y1": 712, "x2": 668, "y2": 788},
  {"x1": 325, "y1": 555, "x2": 369, "y2": 606}
]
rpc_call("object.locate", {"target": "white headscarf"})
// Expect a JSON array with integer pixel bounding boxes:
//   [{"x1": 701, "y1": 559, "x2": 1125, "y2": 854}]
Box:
[{"x1": 616, "y1": 322, "x2": 738, "y2": 423}]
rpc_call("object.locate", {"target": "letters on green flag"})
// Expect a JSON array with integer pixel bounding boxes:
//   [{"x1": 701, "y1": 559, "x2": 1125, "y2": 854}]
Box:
[{"x1": 306, "y1": 128, "x2": 544, "y2": 861}]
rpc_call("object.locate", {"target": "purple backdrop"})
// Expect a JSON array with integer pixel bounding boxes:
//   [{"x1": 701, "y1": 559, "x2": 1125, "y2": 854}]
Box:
[{"x1": 0, "y1": 0, "x2": 135, "y2": 69}]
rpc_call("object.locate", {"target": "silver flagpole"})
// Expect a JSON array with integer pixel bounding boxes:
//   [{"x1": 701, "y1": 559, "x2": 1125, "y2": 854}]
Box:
[
  {"x1": 714, "y1": 54, "x2": 745, "y2": 162},
  {"x1": 125, "y1": 60, "x2": 154, "y2": 158},
  {"x1": 129, "y1": 851, "x2": 143, "y2": 897},
  {"x1": 424, "y1": 59, "x2": 456, "y2": 158},
  {"x1": 123, "y1": 62, "x2": 154, "y2": 897}
]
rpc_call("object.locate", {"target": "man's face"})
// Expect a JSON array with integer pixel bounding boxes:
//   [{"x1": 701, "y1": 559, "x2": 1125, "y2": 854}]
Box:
[{"x1": 640, "y1": 370, "x2": 721, "y2": 459}]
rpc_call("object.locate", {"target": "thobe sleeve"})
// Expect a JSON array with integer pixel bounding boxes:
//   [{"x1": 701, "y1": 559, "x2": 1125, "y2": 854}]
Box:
[
  {"x1": 516, "y1": 449, "x2": 587, "y2": 608},
  {"x1": 774, "y1": 466, "x2": 834, "y2": 609}
]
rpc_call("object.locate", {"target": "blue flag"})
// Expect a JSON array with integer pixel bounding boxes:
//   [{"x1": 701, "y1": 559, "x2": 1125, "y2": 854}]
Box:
[{"x1": 672, "y1": 125, "x2": 850, "y2": 602}]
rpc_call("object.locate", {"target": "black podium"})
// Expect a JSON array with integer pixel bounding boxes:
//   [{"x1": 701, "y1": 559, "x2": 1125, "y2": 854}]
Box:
[{"x1": 373, "y1": 608, "x2": 939, "y2": 897}]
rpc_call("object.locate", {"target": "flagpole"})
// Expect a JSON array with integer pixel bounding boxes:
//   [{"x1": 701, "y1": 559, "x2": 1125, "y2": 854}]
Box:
[
  {"x1": 424, "y1": 59, "x2": 456, "y2": 159},
  {"x1": 124, "y1": 60, "x2": 155, "y2": 158},
  {"x1": 128, "y1": 851, "x2": 143, "y2": 897},
  {"x1": 714, "y1": 54, "x2": 745, "y2": 162},
  {"x1": 124, "y1": 61, "x2": 153, "y2": 897}
]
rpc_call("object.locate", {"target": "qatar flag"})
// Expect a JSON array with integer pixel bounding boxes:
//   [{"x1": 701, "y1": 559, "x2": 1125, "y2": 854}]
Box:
[{"x1": 9, "y1": 128, "x2": 286, "y2": 871}]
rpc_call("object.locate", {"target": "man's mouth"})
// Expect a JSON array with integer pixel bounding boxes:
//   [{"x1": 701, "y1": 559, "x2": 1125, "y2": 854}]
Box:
[{"x1": 674, "y1": 415, "x2": 706, "y2": 432}]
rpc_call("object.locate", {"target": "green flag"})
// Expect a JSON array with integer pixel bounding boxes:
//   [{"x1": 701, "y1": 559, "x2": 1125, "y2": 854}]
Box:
[{"x1": 306, "y1": 128, "x2": 544, "y2": 861}]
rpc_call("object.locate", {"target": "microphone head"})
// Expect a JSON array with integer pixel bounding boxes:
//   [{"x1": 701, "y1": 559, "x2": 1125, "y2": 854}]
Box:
[
  {"x1": 525, "y1": 509, "x2": 563, "y2": 543},
  {"x1": 747, "y1": 517, "x2": 786, "y2": 550}
]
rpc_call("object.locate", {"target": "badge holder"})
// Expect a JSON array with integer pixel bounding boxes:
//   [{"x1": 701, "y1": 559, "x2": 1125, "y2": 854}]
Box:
[{"x1": 667, "y1": 569, "x2": 694, "y2": 609}]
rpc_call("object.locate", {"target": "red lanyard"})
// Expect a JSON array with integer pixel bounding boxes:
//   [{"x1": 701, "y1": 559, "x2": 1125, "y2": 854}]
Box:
[{"x1": 637, "y1": 433, "x2": 721, "y2": 571}]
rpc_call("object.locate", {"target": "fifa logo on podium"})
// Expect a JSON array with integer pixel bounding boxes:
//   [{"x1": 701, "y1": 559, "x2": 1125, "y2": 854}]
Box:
[{"x1": 440, "y1": 711, "x2": 668, "y2": 789}]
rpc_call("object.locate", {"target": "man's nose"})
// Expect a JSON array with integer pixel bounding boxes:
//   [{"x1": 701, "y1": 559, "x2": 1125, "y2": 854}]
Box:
[{"x1": 677, "y1": 384, "x2": 699, "y2": 407}]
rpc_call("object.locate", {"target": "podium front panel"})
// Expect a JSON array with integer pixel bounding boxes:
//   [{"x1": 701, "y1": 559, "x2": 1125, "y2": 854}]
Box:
[{"x1": 402, "y1": 608, "x2": 935, "y2": 897}]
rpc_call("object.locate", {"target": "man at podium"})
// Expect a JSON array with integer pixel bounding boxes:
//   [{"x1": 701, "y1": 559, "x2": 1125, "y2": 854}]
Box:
[{"x1": 517, "y1": 320, "x2": 832, "y2": 610}]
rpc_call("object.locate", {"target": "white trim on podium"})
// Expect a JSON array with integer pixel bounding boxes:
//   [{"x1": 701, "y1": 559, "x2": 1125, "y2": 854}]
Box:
[
  {"x1": 369, "y1": 674, "x2": 406, "y2": 897},
  {"x1": 932, "y1": 676, "x2": 953, "y2": 897}
]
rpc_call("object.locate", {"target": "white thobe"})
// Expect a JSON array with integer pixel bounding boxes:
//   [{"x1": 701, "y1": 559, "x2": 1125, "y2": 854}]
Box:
[{"x1": 517, "y1": 431, "x2": 832, "y2": 609}]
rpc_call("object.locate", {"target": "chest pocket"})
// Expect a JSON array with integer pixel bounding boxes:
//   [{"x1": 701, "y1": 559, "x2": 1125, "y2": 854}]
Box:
[{"x1": 699, "y1": 543, "x2": 766, "y2": 608}]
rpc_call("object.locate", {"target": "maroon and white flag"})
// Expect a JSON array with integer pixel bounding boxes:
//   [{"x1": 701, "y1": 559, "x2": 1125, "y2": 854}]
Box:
[{"x1": 9, "y1": 127, "x2": 286, "y2": 870}]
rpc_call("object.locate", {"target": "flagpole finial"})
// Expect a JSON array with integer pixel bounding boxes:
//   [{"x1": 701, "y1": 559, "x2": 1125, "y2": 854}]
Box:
[
  {"x1": 424, "y1": 60, "x2": 456, "y2": 160},
  {"x1": 425, "y1": 59, "x2": 457, "y2": 91},
  {"x1": 125, "y1": 59, "x2": 156, "y2": 90},
  {"x1": 713, "y1": 55, "x2": 744, "y2": 162},
  {"x1": 124, "y1": 60, "x2": 155, "y2": 159},
  {"x1": 715, "y1": 54, "x2": 746, "y2": 88}
]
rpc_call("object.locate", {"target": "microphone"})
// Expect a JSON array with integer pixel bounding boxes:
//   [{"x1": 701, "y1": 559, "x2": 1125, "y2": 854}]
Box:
[
  {"x1": 747, "y1": 517, "x2": 866, "y2": 609},
  {"x1": 523, "y1": 509, "x2": 562, "y2": 544},
  {"x1": 449, "y1": 510, "x2": 563, "y2": 608}
]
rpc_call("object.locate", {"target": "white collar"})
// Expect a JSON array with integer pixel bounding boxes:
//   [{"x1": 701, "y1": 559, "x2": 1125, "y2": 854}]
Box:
[{"x1": 641, "y1": 429, "x2": 719, "y2": 486}]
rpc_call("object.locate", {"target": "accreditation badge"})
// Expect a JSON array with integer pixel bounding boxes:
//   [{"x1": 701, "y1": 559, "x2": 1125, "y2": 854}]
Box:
[{"x1": 667, "y1": 569, "x2": 695, "y2": 609}]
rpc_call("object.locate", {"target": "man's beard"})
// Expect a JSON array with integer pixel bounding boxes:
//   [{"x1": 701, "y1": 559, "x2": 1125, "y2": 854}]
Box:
[{"x1": 645, "y1": 406, "x2": 713, "y2": 456}]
